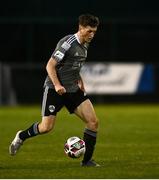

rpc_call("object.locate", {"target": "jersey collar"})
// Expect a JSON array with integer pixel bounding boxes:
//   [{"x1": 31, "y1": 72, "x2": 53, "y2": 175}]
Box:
[
  {"x1": 75, "y1": 33, "x2": 88, "y2": 49},
  {"x1": 75, "y1": 33, "x2": 81, "y2": 44}
]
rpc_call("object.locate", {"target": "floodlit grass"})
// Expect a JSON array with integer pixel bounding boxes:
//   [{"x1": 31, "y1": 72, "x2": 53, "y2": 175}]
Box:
[{"x1": 0, "y1": 104, "x2": 159, "y2": 178}]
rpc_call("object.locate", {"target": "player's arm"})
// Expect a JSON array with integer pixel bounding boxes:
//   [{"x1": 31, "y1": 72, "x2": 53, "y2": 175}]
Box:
[
  {"x1": 78, "y1": 75, "x2": 85, "y2": 92},
  {"x1": 47, "y1": 37, "x2": 71, "y2": 94},
  {"x1": 46, "y1": 57, "x2": 66, "y2": 95}
]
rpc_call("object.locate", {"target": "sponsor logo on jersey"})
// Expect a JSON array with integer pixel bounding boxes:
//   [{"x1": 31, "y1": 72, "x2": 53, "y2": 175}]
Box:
[
  {"x1": 54, "y1": 50, "x2": 64, "y2": 60},
  {"x1": 72, "y1": 62, "x2": 83, "y2": 70}
]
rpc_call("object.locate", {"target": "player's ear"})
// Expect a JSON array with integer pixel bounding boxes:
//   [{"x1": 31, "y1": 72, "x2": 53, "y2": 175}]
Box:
[{"x1": 79, "y1": 25, "x2": 84, "y2": 31}]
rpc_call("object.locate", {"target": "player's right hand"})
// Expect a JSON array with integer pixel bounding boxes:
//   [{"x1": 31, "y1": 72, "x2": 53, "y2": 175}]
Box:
[{"x1": 55, "y1": 85, "x2": 66, "y2": 95}]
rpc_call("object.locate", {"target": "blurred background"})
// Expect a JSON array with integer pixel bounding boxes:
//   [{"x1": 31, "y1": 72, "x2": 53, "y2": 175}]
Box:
[{"x1": 0, "y1": 0, "x2": 159, "y2": 105}]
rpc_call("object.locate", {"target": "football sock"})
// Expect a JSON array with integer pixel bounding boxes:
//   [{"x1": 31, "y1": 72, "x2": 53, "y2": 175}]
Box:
[
  {"x1": 19, "y1": 122, "x2": 40, "y2": 141},
  {"x1": 82, "y1": 128, "x2": 97, "y2": 163}
]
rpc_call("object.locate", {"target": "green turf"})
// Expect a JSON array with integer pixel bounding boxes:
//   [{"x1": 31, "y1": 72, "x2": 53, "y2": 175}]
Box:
[{"x1": 0, "y1": 104, "x2": 159, "y2": 178}]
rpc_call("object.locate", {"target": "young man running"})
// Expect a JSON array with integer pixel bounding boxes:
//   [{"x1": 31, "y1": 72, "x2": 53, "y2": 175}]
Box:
[{"x1": 9, "y1": 14, "x2": 100, "y2": 167}]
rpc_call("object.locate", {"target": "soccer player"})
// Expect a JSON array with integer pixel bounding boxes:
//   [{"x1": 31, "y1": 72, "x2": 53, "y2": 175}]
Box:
[{"x1": 9, "y1": 14, "x2": 100, "y2": 167}]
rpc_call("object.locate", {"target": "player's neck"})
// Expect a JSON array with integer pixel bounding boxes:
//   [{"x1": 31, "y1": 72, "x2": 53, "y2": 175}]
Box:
[{"x1": 76, "y1": 32, "x2": 85, "y2": 45}]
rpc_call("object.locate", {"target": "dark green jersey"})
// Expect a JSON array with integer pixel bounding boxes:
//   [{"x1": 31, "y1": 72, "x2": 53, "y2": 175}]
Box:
[{"x1": 44, "y1": 34, "x2": 88, "y2": 92}]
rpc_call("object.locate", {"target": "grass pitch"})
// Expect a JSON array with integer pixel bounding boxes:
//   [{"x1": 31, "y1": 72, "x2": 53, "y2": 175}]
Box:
[{"x1": 0, "y1": 104, "x2": 159, "y2": 178}]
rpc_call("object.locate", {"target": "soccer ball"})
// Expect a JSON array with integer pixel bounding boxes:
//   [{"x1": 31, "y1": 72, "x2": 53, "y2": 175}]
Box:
[{"x1": 64, "y1": 136, "x2": 86, "y2": 158}]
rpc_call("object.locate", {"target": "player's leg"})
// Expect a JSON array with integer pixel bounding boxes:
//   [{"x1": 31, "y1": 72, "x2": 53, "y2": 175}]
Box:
[
  {"x1": 19, "y1": 115, "x2": 56, "y2": 141},
  {"x1": 74, "y1": 99, "x2": 100, "y2": 166},
  {"x1": 9, "y1": 115, "x2": 56, "y2": 156},
  {"x1": 9, "y1": 86, "x2": 63, "y2": 155},
  {"x1": 75, "y1": 99, "x2": 98, "y2": 131}
]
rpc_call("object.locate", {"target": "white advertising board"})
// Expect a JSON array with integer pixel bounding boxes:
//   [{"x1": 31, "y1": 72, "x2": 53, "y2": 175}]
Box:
[{"x1": 80, "y1": 63, "x2": 143, "y2": 94}]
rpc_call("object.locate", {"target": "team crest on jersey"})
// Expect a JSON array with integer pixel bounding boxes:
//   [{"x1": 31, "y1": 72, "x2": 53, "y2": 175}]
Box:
[{"x1": 49, "y1": 105, "x2": 55, "y2": 113}]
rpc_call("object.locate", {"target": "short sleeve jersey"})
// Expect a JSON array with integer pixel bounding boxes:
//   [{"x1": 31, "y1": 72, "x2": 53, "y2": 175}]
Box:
[{"x1": 44, "y1": 34, "x2": 88, "y2": 92}]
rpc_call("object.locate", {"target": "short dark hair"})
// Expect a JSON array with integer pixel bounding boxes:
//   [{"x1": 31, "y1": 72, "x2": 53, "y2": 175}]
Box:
[{"x1": 78, "y1": 14, "x2": 99, "y2": 27}]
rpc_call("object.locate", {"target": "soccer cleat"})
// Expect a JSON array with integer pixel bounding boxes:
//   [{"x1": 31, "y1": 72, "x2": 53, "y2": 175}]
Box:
[
  {"x1": 81, "y1": 160, "x2": 100, "y2": 167},
  {"x1": 9, "y1": 130, "x2": 23, "y2": 156}
]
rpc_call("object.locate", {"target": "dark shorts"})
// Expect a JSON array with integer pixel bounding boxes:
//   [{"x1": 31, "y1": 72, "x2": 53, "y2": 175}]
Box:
[{"x1": 41, "y1": 86, "x2": 89, "y2": 116}]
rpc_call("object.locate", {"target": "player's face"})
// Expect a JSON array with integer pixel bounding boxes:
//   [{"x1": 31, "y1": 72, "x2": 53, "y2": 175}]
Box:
[{"x1": 80, "y1": 25, "x2": 97, "y2": 43}]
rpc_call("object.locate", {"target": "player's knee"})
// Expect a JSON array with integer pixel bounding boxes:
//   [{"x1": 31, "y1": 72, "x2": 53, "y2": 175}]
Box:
[{"x1": 88, "y1": 117, "x2": 99, "y2": 131}]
